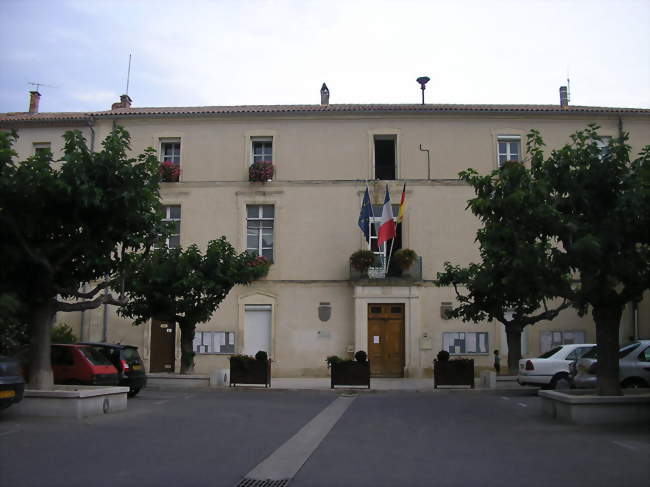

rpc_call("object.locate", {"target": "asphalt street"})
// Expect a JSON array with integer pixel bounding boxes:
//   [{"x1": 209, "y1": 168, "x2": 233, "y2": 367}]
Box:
[{"x1": 1, "y1": 388, "x2": 648, "y2": 487}]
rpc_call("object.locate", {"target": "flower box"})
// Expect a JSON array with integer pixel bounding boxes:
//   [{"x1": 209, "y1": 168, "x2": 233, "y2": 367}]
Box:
[
  {"x1": 160, "y1": 160, "x2": 181, "y2": 182},
  {"x1": 330, "y1": 361, "x2": 370, "y2": 389},
  {"x1": 434, "y1": 358, "x2": 474, "y2": 388},
  {"x1": 249, "y1": 161, "x2": 274, "y2": 182},
  {"x1": 229, "y1": 356, "x2": 271, "y2": 387}
]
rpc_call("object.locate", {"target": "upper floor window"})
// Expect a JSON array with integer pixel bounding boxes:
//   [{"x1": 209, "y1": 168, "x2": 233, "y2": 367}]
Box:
[
  {"x1": 157, "y1": 205, "x2": 181, "y2": 248},
  {"x1": 161, "y1": 139, "x2": 181, "y2": 165},
  {"x1": 374, "y1": 135, "x2": 396, "y2": 180},
  {"x1": 497, "y1": 136, "x2": 520, "y2": 167},
  {"x1": 33, "y1": 142, "x2": 51, "y2": 157},
  {"x1": 252, "y1": 137, "x2": 273, "y2": 164},
  {"x1": 246, "y1": 205, "x2": 274, "y2": 262}
]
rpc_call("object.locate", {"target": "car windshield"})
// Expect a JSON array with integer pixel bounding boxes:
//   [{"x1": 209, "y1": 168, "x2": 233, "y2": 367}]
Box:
[
  {"x1": 538, "y1": 347, "x2": 562, "y2": 359},
  {"x1": 618, "y1": 342, "x2": 641, "y2": 357},
  {"x1": 80, "y1": 348, "x2": 113, "y2": 366}
]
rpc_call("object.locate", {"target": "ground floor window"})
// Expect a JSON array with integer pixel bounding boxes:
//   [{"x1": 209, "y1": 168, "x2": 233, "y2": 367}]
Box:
[
  {"x1": 540, "y1": 330, "x2": 586, "y2": 353},
  {"x1": 442, "y1": 332, "x2": 489, "y2": 354},
  {"x1": 193, "y1": 331, "x2": 236, "y2": 354}
]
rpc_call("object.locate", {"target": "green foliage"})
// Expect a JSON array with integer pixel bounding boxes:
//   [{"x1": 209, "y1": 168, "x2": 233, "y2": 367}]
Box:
[
  {"x1": 254, "y1": 350, "x2": 268, "y2": 361},
  {"x1": 326, "y1": 355, "x2": 353, "y2": 367},
  {"x1": 391, "y1": 249, "x2": 417, "y2": 270},
  {"x1": 436, "y1": 350, "x2": 450, "y2": 362},
  {"x1": 0, "y1": 294, "x2": 29, "y2": 355},
  {"x1": 119, "y1": 238, "x2": 271, "y2": 372},
  {"x1": 349, "y1": 250, "x2": 379, "y2": 271},
  {"x1": 51, "y1": 323, "x2": 77, "y2": 344},
  {"x1": 354, "y1": 350, "x2": 368, "y2": 362}
]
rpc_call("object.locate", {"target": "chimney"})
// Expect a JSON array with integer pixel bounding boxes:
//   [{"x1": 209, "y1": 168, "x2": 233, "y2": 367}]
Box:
[
  {"x1": 559, "y1": 86, "x2": 569, "y2": 108},
  {"x1": 111, "y1": 94, "x2": 132, "y2": 110},
  {"x1": 29, "y1": 91, "x2": 41, "y2": 113},
  {"x1": 320, "y1": 83, "x2": 329, "y2": 106}
]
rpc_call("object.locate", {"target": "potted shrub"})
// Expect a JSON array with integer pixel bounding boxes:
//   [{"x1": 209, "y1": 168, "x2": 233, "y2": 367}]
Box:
[
  {"x1": 329, "y1": 350, "x2": 370, "y2": 389},
  {"x1": 388, "y1": 248, "x2": 417, "y2": 277},
  {"x1": 160, "y1": 160, "x2": 181, "y2": 182},
  {"x1": 433, "y1": 349, "x2": 474, "y2": 388},
  {"x1": 349, "y1": 250, "x2": 379, "y2": 276},
  {"x1": 229, "y1": 350, "x2": 271, "y2": 387},
  {"x1": 249, "y1": 161, "x2": 274, "y2": 182},
  {"x1": 246, "y1": 255, "x2": 271, "y2": 278}
]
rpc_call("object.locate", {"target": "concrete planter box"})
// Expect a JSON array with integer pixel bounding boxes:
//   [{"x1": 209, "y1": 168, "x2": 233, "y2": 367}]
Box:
[
  {"x1": 539, "y1": 389, "x2": 650, "y2": 424},
  {"x1": 13, "y1": 385, "x2": 129, "y2": 419},
  {"x1": 330, "y1": 361, "x2": 370, "y2": 389},
  {"x1": 147, "y1": 373, "x2": 210, "y2": 388},
  {"x1": 230, "y1": 358, "x2": 271, "y2": 387},
  {"x1": 434, "y1": 359, "x2": 474, "y2": 388}
]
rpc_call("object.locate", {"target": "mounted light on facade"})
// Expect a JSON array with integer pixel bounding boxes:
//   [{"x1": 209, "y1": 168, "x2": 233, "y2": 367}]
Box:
[
  {"x1": 318, "y1": 302, "x2": 331, "y2": 321},
  {"x1": 440, "y1": 301, "x2": 453, "y2": 320}
]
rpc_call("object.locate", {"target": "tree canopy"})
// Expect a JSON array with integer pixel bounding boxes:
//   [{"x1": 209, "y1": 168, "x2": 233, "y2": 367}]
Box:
[
  {"x1": 0, "y1": 127, "x2": 164, "y2": 388},
  {"x1": 119, "y1": 240, "x2": 271, "y2": 373}
]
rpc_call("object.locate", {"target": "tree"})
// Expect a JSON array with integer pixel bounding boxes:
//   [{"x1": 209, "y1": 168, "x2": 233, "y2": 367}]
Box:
[
  {"x1": 119, "y1": 239, "x2": 271, "y2": 373},
  {"x1": 527, "y1": 126, "x2": 650, "y2": 395},
  {"x1": 0, "y1": 128, "x2": 164, "y2": 389},
  {"x1": 436, "y1": 160, "x2": 571, "y2": 374}
]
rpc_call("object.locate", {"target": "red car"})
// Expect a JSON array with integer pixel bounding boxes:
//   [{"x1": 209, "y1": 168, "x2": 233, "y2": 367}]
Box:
[{"x1": 51, "y1": 344, "x2": 119, "y2": 386}]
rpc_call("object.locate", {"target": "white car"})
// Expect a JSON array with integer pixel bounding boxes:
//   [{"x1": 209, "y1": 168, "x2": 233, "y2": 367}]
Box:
[{"x1": 518, "y1": 344, "x2": 595, "y2": 389}]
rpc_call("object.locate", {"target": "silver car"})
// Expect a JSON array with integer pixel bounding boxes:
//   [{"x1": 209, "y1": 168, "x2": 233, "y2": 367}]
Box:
[{"x1": 573, "y1": 340, "x2": 650, "y2": 389}]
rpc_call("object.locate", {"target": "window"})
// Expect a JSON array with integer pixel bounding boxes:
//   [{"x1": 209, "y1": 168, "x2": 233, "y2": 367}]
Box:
[
  {"x1": 374, "y1": 135, "x2": 396, "y2": 180},
  {"x1": 33, "y1": 142, "x2": 51, "y2": 156},
  {"x1": 540, "y1": 330, "x2": 586, "y2": 353},
  {"x1": 246, "y1": 205, "x2": 274, "y2": 261},
  {"x1": 251, "y1": 137, "x2": 273, "y2": 164},
  {"x1": 443, "y1": 332, "x2": 489, "y2": 354},
  {"x1": 193, "y1": 331, "x2": 236, "y2": 354},
  {"x1": 497, "y1": 136, "x2": 521, "y2": 167},
  {"x1": 160, "y1": 138, "x2": 181, "y2": 169},
  {"x1": 157, "y1": 205, "x2": 181, "y2": 248},
  {"x1": 565, "y1": 346, "x2": 594, "y2": 361}
]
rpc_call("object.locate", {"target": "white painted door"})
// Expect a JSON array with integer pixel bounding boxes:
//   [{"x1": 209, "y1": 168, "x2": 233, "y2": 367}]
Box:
[{"x1": 244, "y1": 305, "x2": 272, "y2": 356}]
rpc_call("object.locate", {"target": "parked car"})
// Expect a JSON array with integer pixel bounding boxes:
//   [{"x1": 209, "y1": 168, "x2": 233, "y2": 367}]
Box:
[
  {"x1": 517, "y1": 343, "x2": 595, "y2": 389},
  {"x1": 51, "y1": 344, "x2": 119, "y2": 386},
  {"x1": 572, "y1": 340, "x2": 650, "y2": 389},
  {"x1": 0, "y1": 355, "x2": 25, "y2": 411},
  {"x1": 80, "y1": 343, "x2": 147, "y2": 397}
]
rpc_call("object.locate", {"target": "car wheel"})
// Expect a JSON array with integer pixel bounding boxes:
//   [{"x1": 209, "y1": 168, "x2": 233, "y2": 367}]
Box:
[
  {"x1": 550, "y1": 374, "x2": 571, "y2": 390},
  {"x1": 621, "y1": 378, "x2": 648, "y2": 389},
  {"x1": 128, "y1": 387, "x2": 141, "y2": 398}
]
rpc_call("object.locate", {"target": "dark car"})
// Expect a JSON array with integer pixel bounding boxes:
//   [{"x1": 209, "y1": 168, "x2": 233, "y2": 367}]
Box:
[
  {"x1": 80, "y1": 343, "x2": 147, "y2": 397},
  {"x1": 51, "y1": 344, "x2": 119, "y2": 386},
  {"x1": 0, "y1": 355, "x2": 25, "y2": 411}
]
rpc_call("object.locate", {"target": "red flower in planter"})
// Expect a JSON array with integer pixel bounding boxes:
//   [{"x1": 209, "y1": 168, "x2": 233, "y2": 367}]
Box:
[
  {"x1": 160, "y1": 160, "x2": 181, "y2": 182},
  {"x1": 249, "y1": 161, "x2": 274, "y2": 182}
]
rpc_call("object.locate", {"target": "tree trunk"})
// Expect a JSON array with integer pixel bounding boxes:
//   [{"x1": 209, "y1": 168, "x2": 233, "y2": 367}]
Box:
[
  {"x1": 28, "y1": 300, "x2": 56, "y2": 390},
  {"x1": 179, "y1": 322, "x2": 196, "y2": 375},
  {"x1": 505, "y1": 324, "x2": 523, "y2": 375},
  {"x1": 593, "y1": 304, "x2": 623, "y2": 396}
]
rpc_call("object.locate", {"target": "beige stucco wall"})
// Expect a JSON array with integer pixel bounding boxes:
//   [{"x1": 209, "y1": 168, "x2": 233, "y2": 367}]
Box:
[{"x1": 6, "y1": 109, "x2": 649, "y2": 377}]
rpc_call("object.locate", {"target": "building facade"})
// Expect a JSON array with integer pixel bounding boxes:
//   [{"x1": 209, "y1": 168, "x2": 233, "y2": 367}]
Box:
[{"x1": 2, "y1": 90, "x2": 649, "y2": 377}]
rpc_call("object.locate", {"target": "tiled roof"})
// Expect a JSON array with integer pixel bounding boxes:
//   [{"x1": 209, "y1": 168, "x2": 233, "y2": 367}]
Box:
[{"x1": 1, "y1": 103, "x2": 649, "y2": 123}]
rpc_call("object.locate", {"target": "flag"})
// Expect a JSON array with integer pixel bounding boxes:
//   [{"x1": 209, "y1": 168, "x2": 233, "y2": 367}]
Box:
[
  {"x1": 396, "y1": 183, "x2": 407, "y2": 223},
  {"x1": 377, "y1": 185, "x2": 396, "y2": 247},
  {"x1": 357, "y1": 186, "x2": 373, "y2": 243}
]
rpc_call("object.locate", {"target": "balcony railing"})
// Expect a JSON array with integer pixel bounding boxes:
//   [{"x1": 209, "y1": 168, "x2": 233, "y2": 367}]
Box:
[{"x1": 349, "y1": 256, "x2": 423, "y2": 282}]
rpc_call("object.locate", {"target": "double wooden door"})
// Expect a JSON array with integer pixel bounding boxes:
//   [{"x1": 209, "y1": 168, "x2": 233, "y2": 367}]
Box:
[{"x1": 367, "y1": 303, "x2": 405, "y2": 377}]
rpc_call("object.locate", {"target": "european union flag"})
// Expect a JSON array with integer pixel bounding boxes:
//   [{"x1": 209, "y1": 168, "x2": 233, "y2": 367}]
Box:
[{"x1": 358, "y1": 186, "x2": 373, "y2": 243}]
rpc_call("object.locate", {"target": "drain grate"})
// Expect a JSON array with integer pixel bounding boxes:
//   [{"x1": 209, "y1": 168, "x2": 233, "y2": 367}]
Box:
[{"x1": 236, "y1": 478, "x2": 291, "y2": 487}]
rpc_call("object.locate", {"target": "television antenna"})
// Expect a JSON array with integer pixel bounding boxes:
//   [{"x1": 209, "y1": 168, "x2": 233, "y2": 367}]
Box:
[{"x1": 28, "y1": 81, "x2": 56, "y2": 92}]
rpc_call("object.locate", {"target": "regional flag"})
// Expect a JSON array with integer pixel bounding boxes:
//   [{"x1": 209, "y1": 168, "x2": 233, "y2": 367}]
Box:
[
  {"x1": 396, "y1": 183, "x2": 407, "y2": 223},
  {"x1": 377, "y1": 185, "x2": 396, "y2": 247},
  {"x1": 357, "y1": 186, "x2": 373, "y2": 243}
]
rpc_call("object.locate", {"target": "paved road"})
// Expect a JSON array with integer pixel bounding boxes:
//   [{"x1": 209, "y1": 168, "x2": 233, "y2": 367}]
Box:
[{"x1": 1, "y1": 388, "x2": 648, "y2": 487}]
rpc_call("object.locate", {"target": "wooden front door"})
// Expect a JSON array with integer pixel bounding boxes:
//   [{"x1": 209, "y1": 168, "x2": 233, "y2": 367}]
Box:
[
  {"x1": 150, "y1": 319, "x2": 176, "y2": 373},
  {"x1": 367, "y1": 303, "x2": 405, "y2": 377}
]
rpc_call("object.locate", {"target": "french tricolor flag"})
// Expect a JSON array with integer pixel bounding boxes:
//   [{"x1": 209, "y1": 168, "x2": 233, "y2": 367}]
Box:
[{"x1": 377, "y1": 185, "x2": 396, "y2": 247}]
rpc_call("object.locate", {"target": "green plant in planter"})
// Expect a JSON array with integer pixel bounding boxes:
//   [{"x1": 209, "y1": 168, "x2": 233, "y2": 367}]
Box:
[
  {"x1": 349, "y1": 250, "x2": 379, "y2": 272},
  {"x1": 249, "y1": 161, "x2": 274, "y2": 182},
  {"x1": 392, "y1": 249, "x2": 417, "y2": 270},
  {"x1": 354, "y1": 350, "x2": 368, "y2": 362},
  {"x1": 255, "y1": 350, "x2": 268, "y2": 361},
  {"x1": 436, "y1": 350, "x2": 450, "y2": 362}
]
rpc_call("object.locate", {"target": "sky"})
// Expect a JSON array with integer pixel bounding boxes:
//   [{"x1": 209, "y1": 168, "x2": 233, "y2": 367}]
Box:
[{"x1": 1, "y1": 0, "x2": 649, "y2": 113}]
